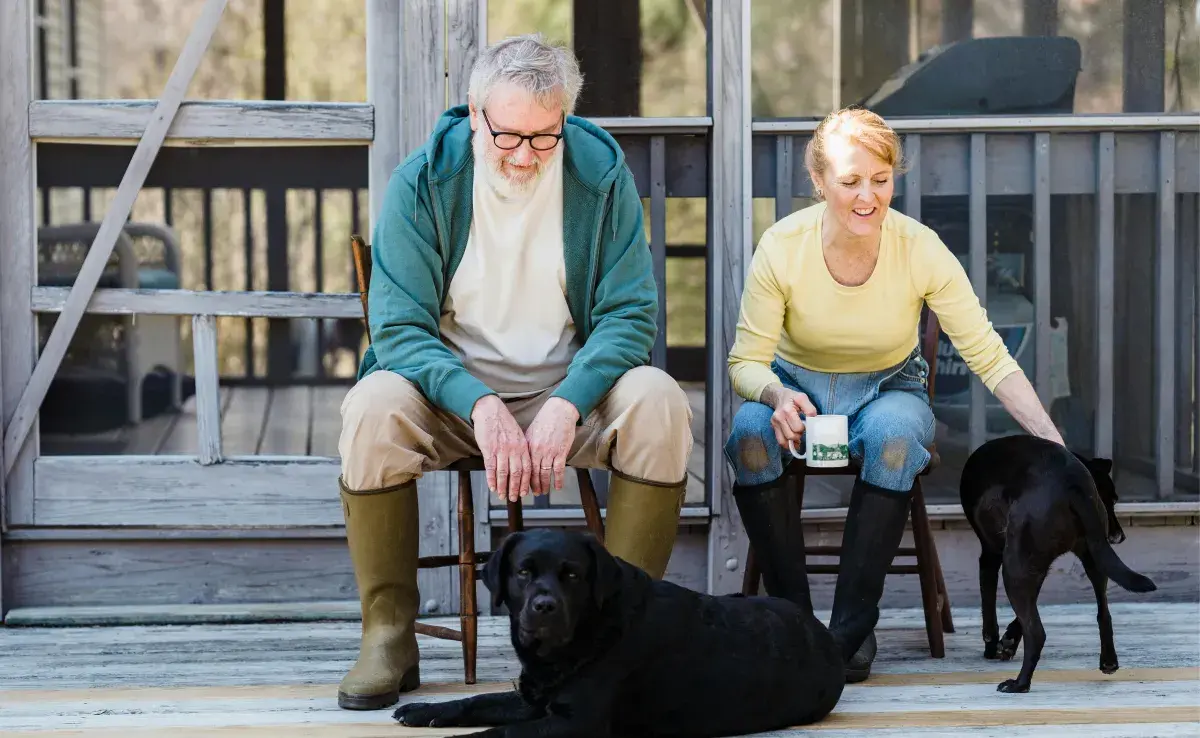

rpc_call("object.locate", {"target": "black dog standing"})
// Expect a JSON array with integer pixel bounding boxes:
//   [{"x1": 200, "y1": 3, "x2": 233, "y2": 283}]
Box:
[
  {"x1": 959, "y1": 435, "x2": 1157, "y2": 693},
  {"x1": 394, "y1": 528, "x2": 846, "y2": 737}
]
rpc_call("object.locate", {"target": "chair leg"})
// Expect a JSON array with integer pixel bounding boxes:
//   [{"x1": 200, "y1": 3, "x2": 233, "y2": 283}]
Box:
[
  {"x1": 929, "y1": 525, "x2": 955, "y2": 633},
  {"x1": 741, "y1": 546, "x2": 761, "y2": 595},
  {"x1": 909, "y1": 479, "x2": 945, "y2": 658},
  {"x1": 576, "y1": 468, "x2": 605, "y2": 542},
  {"x1": 457, "y1": 470, "x2": 478, "y2": 685},
  {"x1": 506, "y1": 497, "x2": 523, "y2": 534}
]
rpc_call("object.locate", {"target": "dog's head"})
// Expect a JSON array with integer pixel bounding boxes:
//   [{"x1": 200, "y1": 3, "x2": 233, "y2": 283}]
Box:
[
  {"x1": 1079, "y1": 455, "x2": 1123, "y2": 544},
  {"x1": 483, "y1": 529, "x2": 622, "y2": 652}
]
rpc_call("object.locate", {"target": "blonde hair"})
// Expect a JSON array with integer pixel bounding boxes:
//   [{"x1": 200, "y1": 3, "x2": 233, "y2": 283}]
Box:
[{"x1": 804, "y1": 107, "x2": 906, "y2": 200}]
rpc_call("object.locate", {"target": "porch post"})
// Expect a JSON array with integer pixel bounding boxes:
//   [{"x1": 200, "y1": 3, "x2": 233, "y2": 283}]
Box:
[
  {"x1": 0, "y1": 0, "x2": 37, "y2": 544},
  {"x1": 706, "y1": 0, "x2": 752, "y2": 595}
]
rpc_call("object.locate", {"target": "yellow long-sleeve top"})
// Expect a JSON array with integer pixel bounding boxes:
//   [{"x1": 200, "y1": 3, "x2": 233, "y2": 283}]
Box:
[{"x1": 728, "y1": 203, "x2": 1021, "y2": 403}]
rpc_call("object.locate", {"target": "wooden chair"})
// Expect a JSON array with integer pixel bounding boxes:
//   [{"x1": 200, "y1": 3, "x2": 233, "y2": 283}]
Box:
[
  {"x1": 740, "y1": 307, "x2": 955, "y2": 658},
  {"x1": 349, "y1": 235, "x2": 606, "y2": 684}
]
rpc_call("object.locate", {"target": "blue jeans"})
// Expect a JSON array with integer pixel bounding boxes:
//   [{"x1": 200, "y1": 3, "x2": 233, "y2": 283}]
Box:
[{"x1": 724, "y1": 348, "x2": 935, "y2": 492}]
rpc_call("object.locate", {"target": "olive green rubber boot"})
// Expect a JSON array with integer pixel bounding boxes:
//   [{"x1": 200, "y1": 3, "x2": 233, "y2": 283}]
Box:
[
  {"x1": 337, "y1": 478, "x2": 421, "y2": 710},
  {"x1": 602, "y1": 470, "x2": 686, "y2": 579}
]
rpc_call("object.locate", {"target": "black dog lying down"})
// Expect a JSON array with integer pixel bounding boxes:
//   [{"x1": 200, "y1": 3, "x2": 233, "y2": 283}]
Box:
[
  {"x1": 959, "y1": 435, "x2": 1157, "y2": 693},
  {"x1": 395, "y1": 528, "x2": 845, "y2": 737}
]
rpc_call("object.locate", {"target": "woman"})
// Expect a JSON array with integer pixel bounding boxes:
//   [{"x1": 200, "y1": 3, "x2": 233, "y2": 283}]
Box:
[{"x1": 724, "y1": 107, "x2": 1064, "y2": 683}]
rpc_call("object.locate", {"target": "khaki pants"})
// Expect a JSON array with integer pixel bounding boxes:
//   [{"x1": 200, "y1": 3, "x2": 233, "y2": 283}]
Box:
[{"x1": 339, "y1": 365, "x2": 693, "y2": 491}]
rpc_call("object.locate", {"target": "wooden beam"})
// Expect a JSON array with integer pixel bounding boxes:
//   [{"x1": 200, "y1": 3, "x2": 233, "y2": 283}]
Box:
[
  {"x1": 3, "y1": 0, "x2": 230, "y2": 478},
  {"x1": 446, "y1": 0, "x2": 483, "y2": 106},
  {"x1": 445, "y1": 0, "x2": 489, "y2": 615},
  {"x1": 1156, "y1": 131, "x2": 1177, "y2": 498},
  {"x1": 753, "y1": 114, "x2": 1200, "y2": 133},
  {"x1": 192, "y1": 315, "x2": 223, "y2": 465},
  {"x1": 706, "y1": 0, "x2": 751, "y2": 596},
  {"x1": 399, "y1": 0, "x2": 445, "y2": 155},
  {"x1": 366, "y1": 0, "x2": 401, "y2": 230},
  {"x1": 29, "y1": 100, "x2": 373, "y2": 145},
  {"x1": 0, "y1": 0, "x2": 37, "y2": 532},
  {"x1": 31, "y1": 288, "x2": 362, "y2": 320}
]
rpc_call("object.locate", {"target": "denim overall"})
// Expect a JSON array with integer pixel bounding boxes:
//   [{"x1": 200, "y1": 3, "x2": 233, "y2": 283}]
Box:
[{"x1": 724, "y1": 347, "x2": 935, "y2": 493}]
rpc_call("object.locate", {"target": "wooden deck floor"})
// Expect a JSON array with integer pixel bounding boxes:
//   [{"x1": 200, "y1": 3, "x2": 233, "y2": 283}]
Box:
[{"x1": 0, "y1": 603, "x2": 1196, "y2": 735}]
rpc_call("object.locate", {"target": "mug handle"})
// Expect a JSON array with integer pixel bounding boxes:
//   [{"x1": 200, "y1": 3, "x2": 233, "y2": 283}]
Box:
[{"x1": 787, "y1": 438, "x2": 806, "y2": 459}]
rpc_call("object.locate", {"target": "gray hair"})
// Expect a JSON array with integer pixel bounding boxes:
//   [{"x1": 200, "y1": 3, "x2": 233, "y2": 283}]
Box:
[{"x1": 468, "y1": 34, "x2": 584, "y2": 116}]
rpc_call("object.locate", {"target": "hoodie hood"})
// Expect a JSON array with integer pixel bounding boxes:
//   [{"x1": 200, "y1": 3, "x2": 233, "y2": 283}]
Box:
[{"x1": 422, "y1": 104, "x2": 626, "y2": 196}]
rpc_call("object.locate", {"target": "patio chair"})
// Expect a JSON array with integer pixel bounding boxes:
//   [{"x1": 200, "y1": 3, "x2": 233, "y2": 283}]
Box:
[
  {"x1": 349, "y1": 235, "x2": 606, "y2": 684},
  {"x1": 740, "y1": 307, "x2": 955, "y2": 658}
]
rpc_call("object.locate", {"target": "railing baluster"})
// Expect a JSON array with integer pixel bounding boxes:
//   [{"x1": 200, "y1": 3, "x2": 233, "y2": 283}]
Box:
[
  {"x1": 193, "y1": 314, "x2": 223, "y2": 465},
  {"x1": 243, "y1": 187, "x2": 254, "y2": 377},
  {"x1": 1034, "y1": 132, "x2": 1052, "y2": 403},
  {"x1": 1095, "y1": 132, "x2": 1115, "y2": 459},
  {"x1": 774, "y1": 134, "x2": 792, "y2": 222},
  {"x1": 203, "y1": 187, "x2": 214, "y2": 291},
  {"x1": 314, "y1": 187, "x2": 325, "y2": 379},
  {"x1": 1155, "y1": 131, "x2": 1177, "y2": 498},
  {"x1": 650, "y1": 135, "x2": 667, "y2": 370},
  {"x1": 969, "y1": 133, "x2": 987, "y2": 452},
  {"x1": 1178, "y1": 194, "x2": 1198, "y2": 474}
]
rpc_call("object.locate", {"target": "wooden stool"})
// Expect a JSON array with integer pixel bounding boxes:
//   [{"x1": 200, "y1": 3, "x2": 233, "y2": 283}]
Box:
[
  {"x1": 351, "y1": 235, "x2": 606, "y2": 683},
  {"x1": 740, "y1": 308, "x2": 955, "y2": 657}
]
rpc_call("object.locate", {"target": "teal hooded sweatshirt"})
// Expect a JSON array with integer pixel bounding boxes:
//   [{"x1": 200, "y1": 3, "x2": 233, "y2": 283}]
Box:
[{"x1": 357, "y1": 105, "x2": 658, "y2": 424}]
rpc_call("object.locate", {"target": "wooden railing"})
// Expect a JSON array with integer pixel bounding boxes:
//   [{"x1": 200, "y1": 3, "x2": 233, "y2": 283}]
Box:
[{"x1": 753, "y1": 115, "x2": 1199, "y2": 499}]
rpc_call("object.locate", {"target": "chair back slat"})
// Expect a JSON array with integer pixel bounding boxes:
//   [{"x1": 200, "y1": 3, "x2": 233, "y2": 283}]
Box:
[
  {"x1": 920, "y1": 306, "x2": 941, "y2": 401},
  {"x1": 350, "y1": 235, "x2": 372, "y2": 332}
]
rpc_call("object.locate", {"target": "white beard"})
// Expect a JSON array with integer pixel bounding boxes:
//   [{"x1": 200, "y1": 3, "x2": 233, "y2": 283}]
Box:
[{"x1": 472, "y1": 130, "x2": 561, "y2": 200}]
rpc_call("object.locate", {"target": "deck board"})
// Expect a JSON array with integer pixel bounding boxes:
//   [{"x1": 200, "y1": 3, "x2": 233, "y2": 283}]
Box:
[
  {"x1": 258, "y1": 386, "x2": 313, "y2": 455},
  {"x1": 0, "y1": 603, "x2": 1195, "y2": 735},
  {"x1": 157, "y1": 388, "x2": 231, "y2": 454},
  {"x1": 221, "y1": 385, "x2": 271, "y2": 455},
  {"x1": 310, "y1": 386, "x2": 347, "y2": 457}
]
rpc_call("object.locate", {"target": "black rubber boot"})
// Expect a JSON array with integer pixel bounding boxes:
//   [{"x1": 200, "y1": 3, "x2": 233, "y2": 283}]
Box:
[
  {"x1": 733, "y1": 474, "x2": 813, "y2": 612},
  {"x1": 828, "y1": 477, "x2": 912, "y2": 683}
]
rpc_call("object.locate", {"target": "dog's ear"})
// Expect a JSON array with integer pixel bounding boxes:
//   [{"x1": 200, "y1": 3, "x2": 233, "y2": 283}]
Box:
[
  {"x1": 483, "y1": 531, "x2": 523, "y2": 610},
  {"x1": 583, "y1": 534, "x2": 622, "y2": 609},
  {"x1": 1090, "y1": 457, "x2": 1113, "y2": 475}
]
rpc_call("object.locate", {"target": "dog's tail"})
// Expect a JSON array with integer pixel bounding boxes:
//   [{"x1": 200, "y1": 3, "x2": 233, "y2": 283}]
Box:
[{"x1": 1067, "y1": 488, "x2": 1156, "y2": 593}]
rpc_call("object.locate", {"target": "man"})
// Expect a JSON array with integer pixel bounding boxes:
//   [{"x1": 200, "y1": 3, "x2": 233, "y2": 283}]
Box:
[{"x1": 335, "y1": 34, "x2": 694, "y2": 711}]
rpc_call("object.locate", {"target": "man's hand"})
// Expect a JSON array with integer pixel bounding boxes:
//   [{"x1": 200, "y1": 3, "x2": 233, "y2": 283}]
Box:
[
  {"x1": 759, "y1": 383, "x2": 819, "y2": 448},
  {"x1": 471, "y1": 395, "x2": 530, "y2": 502},
  {"x1": 524, "y1": 397, "x2": 580, "y2": 495}
]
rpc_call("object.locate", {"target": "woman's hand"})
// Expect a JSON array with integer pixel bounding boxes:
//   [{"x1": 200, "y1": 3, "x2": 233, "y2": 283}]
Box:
[
  {"x1": 992, "y1": 371, "x2": 1066, "y2": 446},
  {"x1": 760, "y1": 383, "x2": 819, "y2": 447}
]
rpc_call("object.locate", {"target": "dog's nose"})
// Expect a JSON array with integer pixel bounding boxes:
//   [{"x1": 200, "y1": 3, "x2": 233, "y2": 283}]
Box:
[{"x1": 530, "y1": 595, "x2": 558, "y2": 615}]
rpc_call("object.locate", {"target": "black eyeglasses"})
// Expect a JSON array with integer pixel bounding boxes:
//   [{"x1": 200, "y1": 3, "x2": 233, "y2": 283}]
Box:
[{"x1": 481, "y1": 109, "x2": 564, "y2": 151}]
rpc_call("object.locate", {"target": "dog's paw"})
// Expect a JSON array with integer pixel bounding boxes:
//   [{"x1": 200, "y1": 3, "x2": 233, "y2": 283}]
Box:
[
  {"x1": 393, "y1": 701, "x2": 464, "y2": 727},
  {"x1": 997, "y1": 638, "x2": 1019, "y2": 661},
  {"x1": 983, "y1": 640, "x2": 999, "y2": 659},
  {"x1": 996, "y1": 678, "x2": 1030, "y2": 693},
  {"x1": 1100, "y1": 657, "x2": 1119, "y2": 674}
]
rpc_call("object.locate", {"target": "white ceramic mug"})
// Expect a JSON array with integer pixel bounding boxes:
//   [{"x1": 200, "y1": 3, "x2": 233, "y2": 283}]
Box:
[{"x1": 788, "y1": 414, "x2": 850, "y2": 468}]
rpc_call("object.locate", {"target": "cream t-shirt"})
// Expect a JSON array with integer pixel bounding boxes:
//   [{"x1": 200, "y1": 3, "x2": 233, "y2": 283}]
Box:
[{"x1": 438, "y1": 150, "x2": 579, "y2": 398}]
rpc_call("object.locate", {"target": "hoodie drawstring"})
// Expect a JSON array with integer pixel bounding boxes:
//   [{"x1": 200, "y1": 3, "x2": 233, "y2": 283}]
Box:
[{"x1": 610, "y1": 174, "x2": 620, "y2": 243}]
